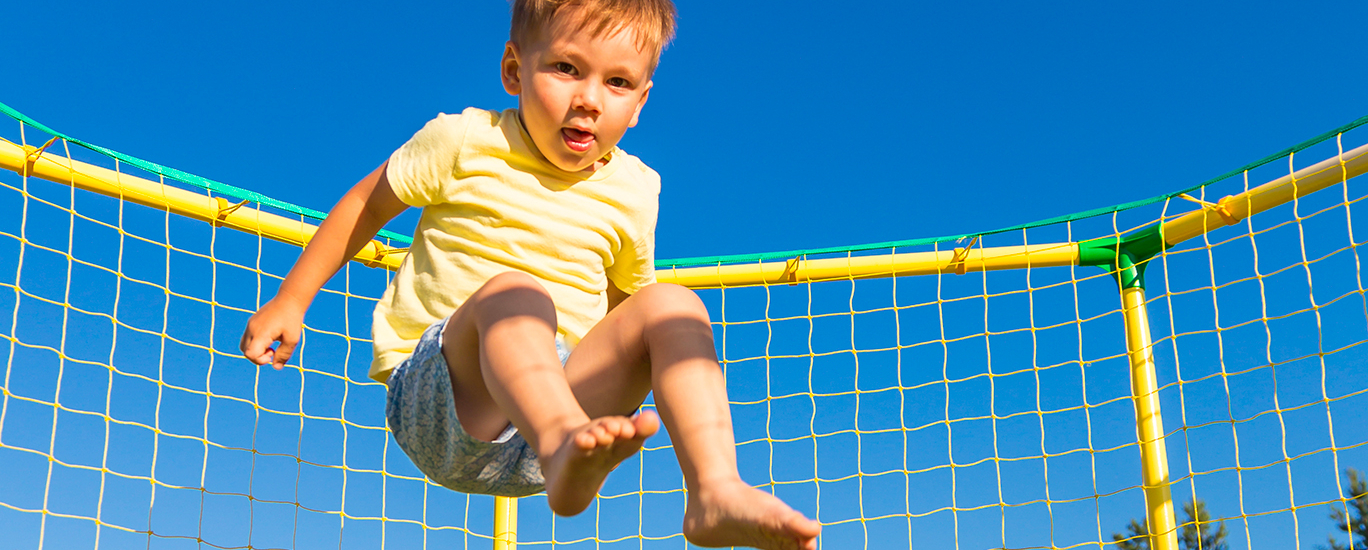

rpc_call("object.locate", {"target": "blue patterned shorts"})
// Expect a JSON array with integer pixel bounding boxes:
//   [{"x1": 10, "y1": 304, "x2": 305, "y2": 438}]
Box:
[{"x1": 386, "y1": 318, "x2": 570, "y2": 497}]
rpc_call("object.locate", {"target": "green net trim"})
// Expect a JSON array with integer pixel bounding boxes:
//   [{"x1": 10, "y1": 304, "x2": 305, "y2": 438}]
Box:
[{"x1": 4, "y1": 100, "x2": 1364, "y2": 268}]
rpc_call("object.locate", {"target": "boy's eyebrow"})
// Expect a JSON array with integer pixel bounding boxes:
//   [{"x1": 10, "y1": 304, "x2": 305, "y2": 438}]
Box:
[
  {"x1": 601, "y1": 58, "x2": 649, "y2": 82},
  {"x1": 549, "y1": 43, "x2": 650, "y2": 81}
]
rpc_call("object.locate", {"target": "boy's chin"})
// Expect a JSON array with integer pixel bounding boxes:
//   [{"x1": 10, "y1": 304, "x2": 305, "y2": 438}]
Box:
[{"x1": 531, "y1": 139, "x2": 596, "y2": 172}]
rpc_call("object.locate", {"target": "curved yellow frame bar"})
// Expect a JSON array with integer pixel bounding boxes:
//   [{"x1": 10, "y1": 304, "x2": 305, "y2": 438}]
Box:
[
  {"x1": 0, "y1": 140, "x2": 408, "y2": 271},
  {"x1": 1162, "y1": 139, "x2": 1368, "y2": 246},
  {"x1": 4, "y1": 137, "x2": 1365, "y2": 288}
]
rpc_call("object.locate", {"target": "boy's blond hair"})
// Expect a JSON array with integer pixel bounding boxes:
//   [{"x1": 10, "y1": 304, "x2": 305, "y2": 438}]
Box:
[{"x1": 511, "y1": 0, "x2": 677, "y2": 71}]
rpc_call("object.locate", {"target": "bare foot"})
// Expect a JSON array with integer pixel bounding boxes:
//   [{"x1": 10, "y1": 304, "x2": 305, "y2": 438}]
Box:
[
  {"x1": 540, "y1": 411, "x2": 660, "y2": 516},
  {"x1": 683, "y1": 480, "x2": 821, "y2": 550}
]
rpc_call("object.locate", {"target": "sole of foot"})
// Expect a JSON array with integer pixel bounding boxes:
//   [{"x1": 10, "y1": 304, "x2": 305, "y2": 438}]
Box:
[
  {"x1": 542, "y1": 411, "x2": 659, "y2": 516},
  {"x1": 683, "y1": 480, "x2": 821, "y2": 550}
]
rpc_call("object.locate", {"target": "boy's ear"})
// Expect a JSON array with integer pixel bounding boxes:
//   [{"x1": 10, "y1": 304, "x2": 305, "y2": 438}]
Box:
[
  {"x1": 628, "y1": 81, "x2": 652, "y2": 128},
  {"x1": 501, "y1": 41, "x2": 522, "y2": 95}
]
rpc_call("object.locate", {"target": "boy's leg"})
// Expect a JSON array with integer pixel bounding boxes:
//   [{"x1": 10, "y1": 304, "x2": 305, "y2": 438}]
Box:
[
  {"x1": 565, "y1": 283, "x2": 821, "y2": 550},
  {"x1": 440, "y1": 272, "x2": 657, "y2": 514}
]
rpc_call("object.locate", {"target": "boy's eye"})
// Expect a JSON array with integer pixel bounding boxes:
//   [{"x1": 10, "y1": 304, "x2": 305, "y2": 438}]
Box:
[
  {"x1": 607, "y1": 77, "x2": 631, "y2": 88},
  {"x1": 554, "y1": 62, "x2": 577, "y2": 75}
]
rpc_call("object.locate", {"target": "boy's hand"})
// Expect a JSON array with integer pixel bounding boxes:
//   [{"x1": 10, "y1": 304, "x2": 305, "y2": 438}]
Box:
[
  {"x1": 236, "y1": 161, "x2": 406, "y2": 371},
  {"x1": 240, "y1": 296, "x2": 307, "y2": 370}
]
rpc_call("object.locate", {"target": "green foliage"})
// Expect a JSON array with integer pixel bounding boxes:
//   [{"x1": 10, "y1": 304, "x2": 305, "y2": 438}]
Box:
[
  {"x1": 1179, "y1": 500, "x2": 1228, "y2": 550},
  {"x1": 1325, "y1": 468, "x2": 1368, "y2": 550},
  {"x1": 1114, "y1": 519, "x2": 1148, "y2": 550},
  {"x1": 1112, "y1": 498, "x2": 1227, "y2": 550}
]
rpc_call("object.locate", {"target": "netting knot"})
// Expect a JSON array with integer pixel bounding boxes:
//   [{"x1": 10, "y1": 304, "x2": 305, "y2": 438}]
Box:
[
  {"x1": 19, "y1": 136, "x2": 58, "y2": 176},
  {"x1": 783, "y1": 257, "x2": 802, "y2": 285},
  {"x1": 1178, "y1": 193, "x2": 1240, "y2": 226},
  {"x1": 212, "y1": 197, "x2": 249, "y2": 227},
  {"x1": 361, "y1": 242, "x2": 408, "y2": 268},
  {"x1": 949, "y1": 236, "x2": 978, "y2": 276}
]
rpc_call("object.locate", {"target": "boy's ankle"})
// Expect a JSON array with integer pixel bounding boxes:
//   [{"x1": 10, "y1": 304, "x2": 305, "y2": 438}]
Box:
[{"x1": 687, "y1": 474, "x2": 748, "y2": 496}]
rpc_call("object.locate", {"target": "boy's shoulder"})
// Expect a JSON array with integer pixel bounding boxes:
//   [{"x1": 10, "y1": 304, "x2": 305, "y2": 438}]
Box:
[
  {"x1": 416, "y1": 107, "x2": 526, "y2": 157},
  {"x1": 414, "y1": 107, "x2": 502, "y2": 142},
  {"x1": 607, "y1": 149, "x2": 662, "y2": 192}
]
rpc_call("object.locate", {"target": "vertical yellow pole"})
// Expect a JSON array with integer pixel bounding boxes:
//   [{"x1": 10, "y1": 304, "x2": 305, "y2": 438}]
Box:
[
  {"x1": 1120, "y1": 286, "x2": 1179, "y2": 550},
  {"x1": 494, "y1": 496, "x2": 517, "y2": 550}
]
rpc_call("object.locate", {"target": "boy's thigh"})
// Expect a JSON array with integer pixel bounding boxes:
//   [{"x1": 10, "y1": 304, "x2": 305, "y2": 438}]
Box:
[
  {"x1": 440, "y1": 271, "x2": 561, "y2": 440},
  {"x1": 386, "y1": 319, "x2": 546, "y2": 497},
  {"x1": 562, "y1": 290, "x2": 676, "y2": 419},
  {"x1": 438, "y1": 294, "x2": 508, "y2": 441}
]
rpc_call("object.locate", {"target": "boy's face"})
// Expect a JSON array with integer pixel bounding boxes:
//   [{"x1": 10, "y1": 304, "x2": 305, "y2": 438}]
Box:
[{"x1": 502, "y1": 11, "x2": 656, "y2": 173}]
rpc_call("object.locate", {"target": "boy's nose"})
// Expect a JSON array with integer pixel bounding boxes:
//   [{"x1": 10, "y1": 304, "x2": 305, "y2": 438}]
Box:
[{"x1": 572, "y1": 83, "x2": 602, "y2": 115}]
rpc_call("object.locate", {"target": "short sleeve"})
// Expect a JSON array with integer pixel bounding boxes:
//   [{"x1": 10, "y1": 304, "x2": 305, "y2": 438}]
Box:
[
  {"x1": 605, "y1": 169, "x2": 660, "y2": 295},
  {"x1": 608, "y1": 226, "x2": 656, "y2": 294},
  {"x1": 386, "y1": 112, "x2": 472, "y2": 207}
]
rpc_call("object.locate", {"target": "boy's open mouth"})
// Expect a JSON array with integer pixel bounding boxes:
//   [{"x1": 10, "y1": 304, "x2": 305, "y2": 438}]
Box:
[{"x1": 562, "y1": 128, "x2": 595, "y2": 152}]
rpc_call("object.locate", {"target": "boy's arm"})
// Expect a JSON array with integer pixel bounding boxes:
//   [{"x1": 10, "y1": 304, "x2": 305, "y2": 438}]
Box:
[{"x1": 240, "y1": 161, "x2": 409, "y2": 369}]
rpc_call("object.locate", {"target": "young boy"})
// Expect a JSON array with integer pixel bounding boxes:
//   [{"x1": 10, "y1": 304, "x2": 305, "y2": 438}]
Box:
[{"x1": 240, "y1": 1, "x2": 821, "y2": 549}]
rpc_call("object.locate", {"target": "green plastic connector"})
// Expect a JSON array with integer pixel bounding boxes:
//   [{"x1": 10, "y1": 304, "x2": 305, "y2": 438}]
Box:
[{"x1": 1076, "y1": 223, "x2": 1169, "y2": 290}]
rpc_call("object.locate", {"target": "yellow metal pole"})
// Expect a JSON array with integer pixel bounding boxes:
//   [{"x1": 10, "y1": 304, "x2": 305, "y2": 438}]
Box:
[
  {"x1": 493, "y1": 496, "x2": 517, "y2": 550},
  {"x1": 658, "y1": 241, "x2": 1080, "y2": 287},
  {"x1": 1162, "y1": 141, "x2": 1368, "y2": 247},
  {"x1": 1120, "y1": 286, "x2": 1178, "y2": 550},
  {"x1": 0, "y1": 140, "x2": 407, "y2": 270}
]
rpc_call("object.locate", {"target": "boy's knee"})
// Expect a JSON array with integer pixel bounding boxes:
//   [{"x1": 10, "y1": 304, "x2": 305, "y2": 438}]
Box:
[
  {"x1": 471, "y1": 272, "x2": 555, "y2": 316},
  {"x1": 481, "y1": 271, "x2": 549, "y2": 296},
  {"x1": 634, "y1": 283, "x2": 709, "y2": 323}
]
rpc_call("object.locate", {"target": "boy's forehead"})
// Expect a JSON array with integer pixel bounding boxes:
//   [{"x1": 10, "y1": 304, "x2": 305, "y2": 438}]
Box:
[
  {"x1": 539, "y1": 24, "x2": 657, "y2": 80},
  {"x1": 529, "y1": 5, "x2": 658, "y2": 57}
]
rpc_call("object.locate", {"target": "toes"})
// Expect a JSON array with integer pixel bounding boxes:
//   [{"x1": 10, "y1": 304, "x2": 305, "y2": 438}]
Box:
[
  {"x1": 589, "y1": 425, "x2": 612, "y2": 446},
  {"x1": 632, "y1": 410, "x2": 660, "y2": 438},
  {"x1": 601, "y1": 418, "x2": 626, "y2": 439},
  {"x1": 603, "y1": 417, "x2": 642, "y2": 442},
  {"x1": 575, "y1": 429, "x2": 598, "y2": 450},
  {"x1": 617, "y1": 419, "x2": 637, "y2": 439},
  {"x1": 576, "y1": 418, "x2": 640, "y2": 450}
]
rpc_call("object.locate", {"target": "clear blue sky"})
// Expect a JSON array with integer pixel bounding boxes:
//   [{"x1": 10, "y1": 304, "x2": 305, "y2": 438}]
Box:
[
  {"x1": 7, "y1": 0, "x2": 1365, "y2": 260},
  {"x1": 3, "y1": 1, "x2": 1367, "y2": 549}
]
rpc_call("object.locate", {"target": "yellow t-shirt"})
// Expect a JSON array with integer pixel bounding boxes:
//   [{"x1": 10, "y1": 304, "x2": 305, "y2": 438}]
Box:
[{"x1": 369, "y1": 107, "x2": 659, "y2": 383}]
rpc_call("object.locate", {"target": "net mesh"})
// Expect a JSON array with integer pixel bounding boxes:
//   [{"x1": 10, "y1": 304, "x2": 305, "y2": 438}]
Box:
[{"x1": 1, "y1": 111, "x2": 1366, "y2": 550}]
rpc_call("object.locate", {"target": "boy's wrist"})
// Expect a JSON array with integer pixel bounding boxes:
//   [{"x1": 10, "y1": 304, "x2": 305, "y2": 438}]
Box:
[{"x1": 273, "y1": 287, "x2": 314, "y2": 314}]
